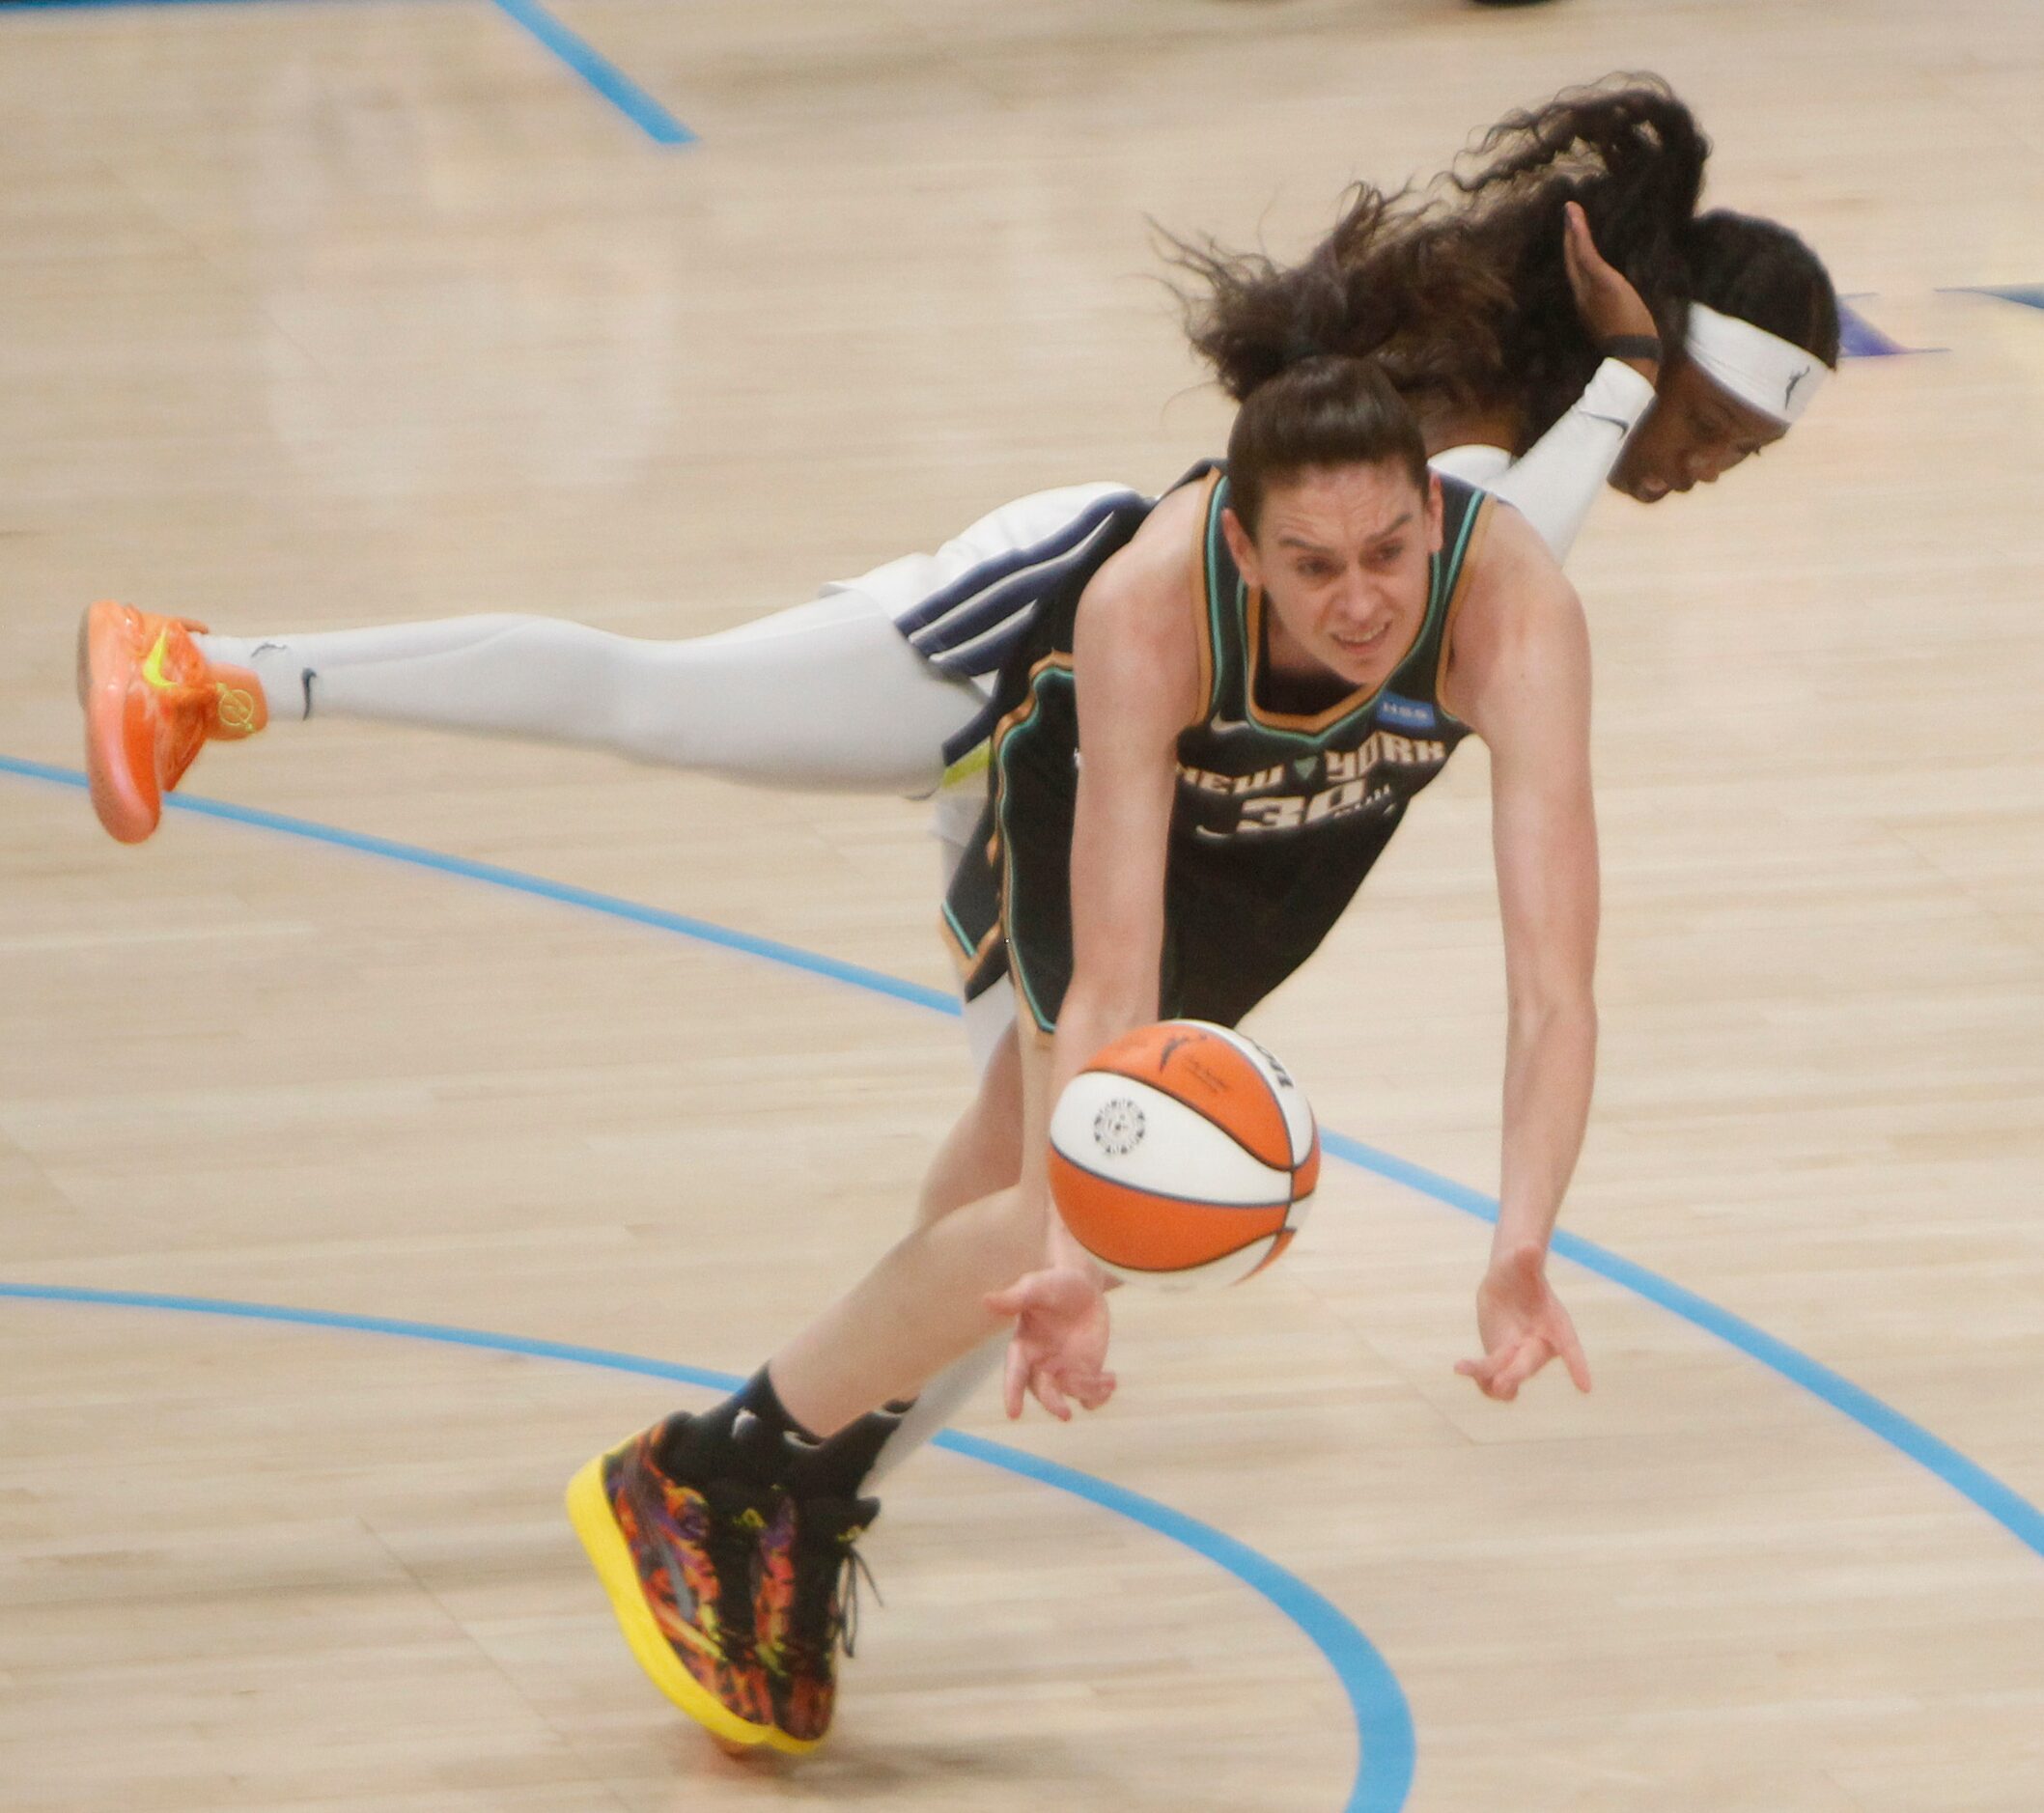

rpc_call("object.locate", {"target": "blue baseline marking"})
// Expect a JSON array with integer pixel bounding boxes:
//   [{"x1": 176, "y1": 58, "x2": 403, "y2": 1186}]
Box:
[
  {"x1": 0, "y1": 0, "x2": 695, "y2": 149},
  {"x1": 0, "y1": 758, "x2": 949, "y2": 1016},
  {"x1": 1319, "y1": 1133, "x2": 2044, "y2": 1558},
  {"x1": 8, "y1": 751, "x2": 2043, "y2": 1563},
  {"x1": 0, "y1": 1280, "x2": 1413, "y2": 1813},
  {"x1": 7, "y1": 751, "x2": 2042, "y2": 1564},
  {"x1": 487, "y1": 0, "x2": 694, "y2": 146}
]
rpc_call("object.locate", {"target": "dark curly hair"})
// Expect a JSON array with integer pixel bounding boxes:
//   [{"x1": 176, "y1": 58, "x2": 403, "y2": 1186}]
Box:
[{"x1": 1165, "y1": 77, "x2": 1835, "y2": 450}]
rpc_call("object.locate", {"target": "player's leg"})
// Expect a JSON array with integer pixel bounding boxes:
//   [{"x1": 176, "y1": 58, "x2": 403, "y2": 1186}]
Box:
[
  {"x1": 847, "y1": 1007, "x2": 1025, "y2": 1485},
  {"x1": 204, "y1": 592, "x2": 981, "y2": 789},
  {"x1": 78, "y1": 591, "x2": 985, "y2": 841},
  {"x1": 757, "y1": 1020, "x2": 1055, "y2": 1750},
  {"x1": 569, "y1": 1016, "x2": 1055, "y2": 1752},
  {"x1": 77, "y1": 480, "x2": 1142, "y2": 842},
  {"x1": 557, "y1": 1031, "x2": 1024, "y2": 1759},
  {"x1": 914, "y1": 1013, "x2": 1024, "y2": 1230},
  {"x1": 768, "y1": 1015, "x2": 1051, "y2": 1436}
]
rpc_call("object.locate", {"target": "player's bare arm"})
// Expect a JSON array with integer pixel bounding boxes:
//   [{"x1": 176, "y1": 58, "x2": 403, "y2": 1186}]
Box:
[
  {"x1": 983, "y1": 483, "x2": 1205, "y2": 1418},
  {"x1": 1441, "y1": 502, "x2": 1600, "y2": 1402},
  {"x1": 1055, "y1": 482, "x2": 1208, "y2": 1091}
]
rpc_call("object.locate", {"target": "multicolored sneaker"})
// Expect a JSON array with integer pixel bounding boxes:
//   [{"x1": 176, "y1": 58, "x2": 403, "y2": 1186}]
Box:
[
  {"x1": 566, "y1": 1420, "x2": 780, "y2": 1750},
  {"x1": 77, "y1": 600, "x2": 267, "y2": 845},
  {"x1": 756, "y1": 1492, "x2": 881, "y2": 1754}
]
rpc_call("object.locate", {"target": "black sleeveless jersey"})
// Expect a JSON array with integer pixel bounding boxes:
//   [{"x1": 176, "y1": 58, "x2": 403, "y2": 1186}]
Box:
[{"x1": 943, "y1": 465, "x2": 1495, "y2": 1031}]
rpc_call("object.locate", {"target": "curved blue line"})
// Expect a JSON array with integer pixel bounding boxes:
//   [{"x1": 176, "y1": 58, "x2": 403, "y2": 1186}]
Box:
[
  {"x1": 1, "y1": 758, "x2": 952, "y2": 1016},
  {"x1": 13, "y1": 754, "x2": 2044, "y2": 1811},
  {"x1": 0, "y1": 1281, "x2": 1412, "y2": 1811},
  {"x1": 1316, "y1": 1136, "x2": 2044, "y2": 1558},
  {"x1": 8, "y1": 750, "x2": 2041, "y2": 1565}
]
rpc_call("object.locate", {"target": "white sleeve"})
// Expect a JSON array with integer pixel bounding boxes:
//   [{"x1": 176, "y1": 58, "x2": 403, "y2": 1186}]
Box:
[
  {"x1": 1431, "y1": 359, "x2": 1659, "y2": 562},
  {"x1": 1427, "y1": 443, "x2": 1513, "y2": 487}
]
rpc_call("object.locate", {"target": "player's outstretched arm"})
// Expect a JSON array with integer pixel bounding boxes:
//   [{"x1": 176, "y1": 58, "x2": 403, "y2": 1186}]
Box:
[
  {"x1": 1443, "y1": 507, "x2": 1601, "y2": 1402},
  {"x1": 984, "y1": 490, "x2": 1204, "y2": 1420}
]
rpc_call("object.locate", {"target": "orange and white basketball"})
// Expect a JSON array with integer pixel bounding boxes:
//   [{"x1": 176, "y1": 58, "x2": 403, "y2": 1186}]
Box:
[{"x1": 1047, "y1": 1020, "x2": 1319, "y2": 1290}]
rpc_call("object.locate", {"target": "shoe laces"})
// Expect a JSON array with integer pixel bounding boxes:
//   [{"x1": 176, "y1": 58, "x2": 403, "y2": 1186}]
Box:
[{"x1": 787, "y1": 1498, "x2": 880, "y2": 1670}]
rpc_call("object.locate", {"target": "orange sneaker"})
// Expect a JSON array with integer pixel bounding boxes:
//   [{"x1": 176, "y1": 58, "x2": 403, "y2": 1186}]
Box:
[{"x1": 77, "y1": 601, "x2": 267, "y2": 844}]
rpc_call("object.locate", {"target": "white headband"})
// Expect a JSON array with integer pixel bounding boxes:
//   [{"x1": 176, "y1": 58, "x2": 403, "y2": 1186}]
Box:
[{"x1": 1683, "y1": 303, "x2": 1829, "y2": 426}]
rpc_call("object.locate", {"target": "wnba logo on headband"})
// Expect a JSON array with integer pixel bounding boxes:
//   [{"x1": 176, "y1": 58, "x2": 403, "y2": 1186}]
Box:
[{"x1": 1684, "y1": 303, "x2": 1830, "y2": 425}]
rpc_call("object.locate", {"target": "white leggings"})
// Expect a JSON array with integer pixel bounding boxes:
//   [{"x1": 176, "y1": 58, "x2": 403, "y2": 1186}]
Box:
[{"x1": 201, "y1": 590, "x2": 987, "y2": 797}]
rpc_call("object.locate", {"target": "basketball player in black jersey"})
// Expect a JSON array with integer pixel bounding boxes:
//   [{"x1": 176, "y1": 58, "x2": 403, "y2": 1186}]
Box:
[{"x1": 562, "y1": 354, "x2": 1598, "y2": 1754}]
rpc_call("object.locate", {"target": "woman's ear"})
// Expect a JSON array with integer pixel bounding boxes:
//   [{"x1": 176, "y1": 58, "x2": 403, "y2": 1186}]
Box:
[{"x1": 1220, "y1": 505, "x2": 1263, "y2": 590}]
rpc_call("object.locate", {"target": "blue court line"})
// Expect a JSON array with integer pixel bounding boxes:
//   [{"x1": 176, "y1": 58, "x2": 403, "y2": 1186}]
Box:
[
  {"x1": 0, "y1": 759, "x2": 949, "y2": 1016},
  {"x1": 1319, "y1": 1134, "x2": 2044, "y2": 1558},
  {"x1": 7, "y1": 753, "x2": 2042, "y2": 1566},
  {"x1": 487, "y1": 0, "x2": 694, "y2": 146},
  {"x1": 8, "y1": 752, "x2": 2043, "y2": 1567},
  {"x1": 0, "y1": 0, "x2": 695, "y2": 149},
  {"x1": 0, "y1": 1280, "x2": 1413, "y2": 1813}
]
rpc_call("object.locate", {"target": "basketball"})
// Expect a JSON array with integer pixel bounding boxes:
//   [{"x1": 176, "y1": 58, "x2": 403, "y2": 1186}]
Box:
[{"x1": 1047, "y1": 1020, "x2": 1320, "y2": 1289}]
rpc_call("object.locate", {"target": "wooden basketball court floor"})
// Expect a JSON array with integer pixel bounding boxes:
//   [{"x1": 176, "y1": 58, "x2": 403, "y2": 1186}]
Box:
[{"x1": 2, "y1": 1, "x2": 2041, "y2": 1808}]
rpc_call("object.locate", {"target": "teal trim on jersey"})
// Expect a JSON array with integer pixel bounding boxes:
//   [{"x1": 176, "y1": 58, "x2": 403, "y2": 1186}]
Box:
[
  {"x1": 1417, "y1": 488, "x2": 1483, "y2": 731},
  {"x1": 1432, "y1": 489, "x2": 1481, "y2": 619},
  {"x1": 994, "y1": 664, "x2": 1075, "y2": 1034},
  {"x1": 1202, "y1": 479, "x2": 1485, "y2": 755},
  {"x1": 940, "y1": 897, "x2": 979, "y2": 962},
  {"x1": 1203, "y1": 477, "x2": 1236, "y2": 711},
  {"x1": 1426, "y1": 496, "x2": 1483, "y2": 733}
]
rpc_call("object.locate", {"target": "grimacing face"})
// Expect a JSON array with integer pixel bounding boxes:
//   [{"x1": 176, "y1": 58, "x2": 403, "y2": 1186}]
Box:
[
  {"x1": 1610, "y1": 353, "x2": 1791, "y2": 502},
  {"x1": 1222, "y1": 463, "x2": 1445, "y2": 694}
]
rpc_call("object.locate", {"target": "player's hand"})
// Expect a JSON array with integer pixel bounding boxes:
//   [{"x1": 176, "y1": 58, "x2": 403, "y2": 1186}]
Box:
[
  {"x1": 1456, "y1": 1244, "x2": 1592, "y2": 1402},
  {"x1": 1561, "y1": 201, "x2": 1661, "y2": 376},
  {"x1": 985, "y1": 1267, "x2": 1117, "y2": 1421}
]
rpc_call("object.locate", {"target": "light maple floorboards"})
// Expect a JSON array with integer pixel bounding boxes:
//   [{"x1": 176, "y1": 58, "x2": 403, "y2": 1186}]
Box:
[{"x1": 2, "y1": 1, "x2": 2041, "y2": 1809}]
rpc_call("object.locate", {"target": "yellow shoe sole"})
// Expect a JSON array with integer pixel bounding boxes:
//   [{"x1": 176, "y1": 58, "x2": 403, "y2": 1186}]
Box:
[
  {"x1": 762, "y1": 1715, "x2": 824, "y2": 1758},
  {"x1": 565, "y1": 1445, "x2": 776, "y2": 1752}
]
